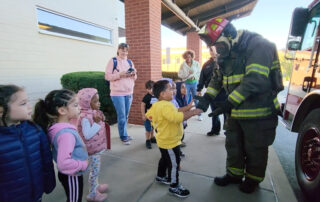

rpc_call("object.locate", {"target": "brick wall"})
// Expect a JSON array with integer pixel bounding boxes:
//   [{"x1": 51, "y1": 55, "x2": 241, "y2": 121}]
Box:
[
  {"x1": 125, "y1": 0, "x2": 162, "y2": 125},
  {"x1": 187, "y1": 32, "x2": 202, "y2": 65}
]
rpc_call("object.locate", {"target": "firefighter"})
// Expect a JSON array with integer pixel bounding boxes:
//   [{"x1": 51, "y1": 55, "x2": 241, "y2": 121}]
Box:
[{"x1": 196, "y1": 17, "x2": 284, "y2": 193}]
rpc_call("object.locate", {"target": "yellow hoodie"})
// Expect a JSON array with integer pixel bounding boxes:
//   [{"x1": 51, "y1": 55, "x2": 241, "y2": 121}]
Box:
[{"x1": 146, "y1": 100, "x2": 184, "y2": 149}]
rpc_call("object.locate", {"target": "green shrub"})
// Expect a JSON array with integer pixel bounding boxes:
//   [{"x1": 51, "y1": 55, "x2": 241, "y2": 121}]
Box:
[
  {"x1": 162, "y1": 71, "x2": 180, "y2": 81},
  {"x1": 61, "y1": 71, "x2": 117, "y2": 124}
]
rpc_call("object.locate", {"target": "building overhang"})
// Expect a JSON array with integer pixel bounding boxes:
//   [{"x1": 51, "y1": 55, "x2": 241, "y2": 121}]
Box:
[{"x1": 120, "y1": 0, "x2": 258, "y2": 36}]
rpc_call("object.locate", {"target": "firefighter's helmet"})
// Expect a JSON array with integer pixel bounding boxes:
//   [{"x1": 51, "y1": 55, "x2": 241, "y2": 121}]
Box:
[{"x1": 198, "y1": 17, "x2": 229, "y2": 46}]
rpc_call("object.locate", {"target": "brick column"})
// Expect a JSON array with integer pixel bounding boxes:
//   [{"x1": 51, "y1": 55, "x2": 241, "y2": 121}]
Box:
[
  {"x1": 125, "y1": 0, "x2": 162, "y2": 125},
  {"x1": 186, "y1": 31, "x2": 202, "y2": 65}
]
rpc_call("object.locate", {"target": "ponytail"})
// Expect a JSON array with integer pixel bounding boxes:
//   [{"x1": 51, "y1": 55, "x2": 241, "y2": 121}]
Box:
[
  {"x1": 33, "y1": 89, "x2": 75, "y2": 132},
  {"x1": 33, "y1": 99, "x2": 50, "y2": 133}
]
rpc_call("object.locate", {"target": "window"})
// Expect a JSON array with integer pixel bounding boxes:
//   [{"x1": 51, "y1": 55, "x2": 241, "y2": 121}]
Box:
[
  {"x1": 36, "y1": 7, "x2": 112, "y2": 45},
  {"x1": 300, "y1": 16, "x2": 320, "y2": 50}
]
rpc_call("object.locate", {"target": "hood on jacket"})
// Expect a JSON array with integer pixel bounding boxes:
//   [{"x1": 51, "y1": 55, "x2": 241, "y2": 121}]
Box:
[
  {"x1": 77, "y1": 88, "x2": 98, "y2": 112},
  {"x1": 48, "y1": 122, "x2": 77, "y2": 143},
  {"x1": 175, "y1": 82, "x2": 187, "y2": 108}
]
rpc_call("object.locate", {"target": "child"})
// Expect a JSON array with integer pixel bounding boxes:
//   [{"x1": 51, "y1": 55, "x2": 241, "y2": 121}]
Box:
[
  {"x1": 77, "y1": 88, "x2": 108, "y2": 201},
  {"x1": 175, "y1": 82, "x2": 192, "y2": 148},
  {"x1": 34, "y1": 89, "x2": 88, "y2": 202},
  {"x1": 141, "y1": 80, "x2": 156, "y2": 149},
  {"x1": 146, "y1": 80, "x2": 201, "y2": 198},
  {"x1": 173, "y1": 82, "x2": 193, "y2": 158},
  {"x1": 0, "y1": 85, "x2": 56, "y2": 202}
]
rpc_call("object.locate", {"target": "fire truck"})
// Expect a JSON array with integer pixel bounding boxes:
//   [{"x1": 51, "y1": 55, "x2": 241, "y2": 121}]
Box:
[{"x1": 283, "y1": 0, "x2": 320, "y2": 199}]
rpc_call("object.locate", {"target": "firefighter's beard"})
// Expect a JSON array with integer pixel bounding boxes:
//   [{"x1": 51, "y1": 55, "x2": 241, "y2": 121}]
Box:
[{"x1": 214, "y1": 36, "x2": 231, "y2": 59}]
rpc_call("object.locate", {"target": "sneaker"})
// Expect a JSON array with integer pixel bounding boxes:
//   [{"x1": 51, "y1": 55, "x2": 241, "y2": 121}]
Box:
[
  {"x1": 127, "y1": 136, "x2": 133, "y2": 141},
  {"x1": 121, "y1": 139, "x2": 131, "y2": 145},
  {"x1": 97, "y1": 184, "x2": 108, "y2": 193},
  {"x1": 197, "y1": 115, "x2": 203, "y2": 121},
  {"x1": 150, "y1": 137, "x2": 157, "y2": 143},
  {"x1": 239, "y1": 178, "x2": 259, "y2": 193},
  {"x1": 180, "y1": 141, "x2": 186, "y2": 147},
  {"x1": 214, "y1": 174, "x2": 243, "y2": 186},
  {"x1": 207, "y1": 131, "x2": 219, "y2": 136},
  {"x1": 169, "y1": 185, "x2": 190, "y2": 198},
  {"x1": 86, "y1": 192, "x2": 108, "y2": 202},
  {"x1": 155, "y1": 176, "x2": 171, "y2": 185},
  {"x1": 146, "y1": 140, "x2": 152, "y2": 149},
  {"x1": 180, "y1": 150, "x2": 185, "y2": 158}
]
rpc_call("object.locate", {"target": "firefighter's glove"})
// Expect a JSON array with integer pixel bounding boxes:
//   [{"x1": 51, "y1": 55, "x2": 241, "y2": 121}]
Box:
[
  {"x1": 208, "y1": 101, "x2": 234, "y2": 117},
  {"x1": 194, "y1": 94, "x2": 211, "y2": 112}
]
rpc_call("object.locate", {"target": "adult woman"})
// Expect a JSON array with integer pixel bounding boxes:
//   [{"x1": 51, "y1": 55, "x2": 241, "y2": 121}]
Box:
[
  {"x1": 105, "y1": 43, "x2": 137, "y2": 145},
  {"x1": 178, "y1": 50, "x2": 201, "y2": 120}
]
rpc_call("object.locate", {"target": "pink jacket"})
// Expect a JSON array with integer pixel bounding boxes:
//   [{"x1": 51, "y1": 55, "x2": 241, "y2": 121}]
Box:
[
  {"x1": 105, "y1": 56, "x2": 137, "y2": 96},
  {"x1": 77, "y1": 88, "x2": 107, "y2": 155},
  {"x1": 48, "y1": 123, "x2": 88, "y2": 175}
]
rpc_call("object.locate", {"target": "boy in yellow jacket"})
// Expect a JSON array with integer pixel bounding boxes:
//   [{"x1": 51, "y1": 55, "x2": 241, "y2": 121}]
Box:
[{"x1": 146, "y1": 80, "x2": 201, "y2": 198}]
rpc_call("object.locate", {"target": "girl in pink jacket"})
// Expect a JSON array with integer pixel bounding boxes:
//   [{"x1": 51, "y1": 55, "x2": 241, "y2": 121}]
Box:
[
  {"x1": 77, "y1": 88, "x2": 108, "y2": 202},
  {"x1": 34, "y1": 89, "x2": 88, "y2": 202}
]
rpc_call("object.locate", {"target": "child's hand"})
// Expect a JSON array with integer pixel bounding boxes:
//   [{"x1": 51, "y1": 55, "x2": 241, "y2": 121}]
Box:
[
  {"x1": 193, "y1": 108, "x2": 202, "y2": 116},
  {"x1": 93, "y1": 114, "x2": 102, "y2": 123}
]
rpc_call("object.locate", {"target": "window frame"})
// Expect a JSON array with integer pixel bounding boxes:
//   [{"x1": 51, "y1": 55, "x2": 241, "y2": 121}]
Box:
[{"x1": 36, "y1": 7, "x2": 113, "y2": 46}]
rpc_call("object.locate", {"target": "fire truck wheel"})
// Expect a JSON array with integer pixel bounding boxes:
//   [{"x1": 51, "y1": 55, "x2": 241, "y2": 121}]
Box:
[{"x1": 295, "y1": 108, "x2": 320, "y2": 200}]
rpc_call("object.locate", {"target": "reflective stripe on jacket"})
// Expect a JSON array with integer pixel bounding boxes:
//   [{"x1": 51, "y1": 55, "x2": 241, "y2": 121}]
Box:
[{"x1": 205, "y1": 31, "x2": 283, "y2": 119}]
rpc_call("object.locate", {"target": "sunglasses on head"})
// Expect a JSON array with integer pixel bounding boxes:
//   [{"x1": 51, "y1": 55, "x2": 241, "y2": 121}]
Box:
[{"x1": 118, "y1": 43, "x2": 129, "y2": 49}]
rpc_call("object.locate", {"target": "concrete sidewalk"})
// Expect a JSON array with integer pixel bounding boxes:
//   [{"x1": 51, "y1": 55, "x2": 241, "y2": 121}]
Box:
[{"x1": 43, "y1": 113, "x2": 296, "y2": 202}]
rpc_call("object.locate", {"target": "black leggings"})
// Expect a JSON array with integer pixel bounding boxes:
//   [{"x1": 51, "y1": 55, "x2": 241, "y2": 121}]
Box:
[{"x1": 58, "y1": 172, "x2": 83, "y2": 202}]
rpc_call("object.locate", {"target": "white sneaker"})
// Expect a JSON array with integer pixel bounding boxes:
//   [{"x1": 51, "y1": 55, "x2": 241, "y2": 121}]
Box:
[
  {"x1": 121, "y1": 139, "x2": 131, "y2": 145},
  {"x1": 197, "y1": 115, "x2": 203, "y2": 121}
]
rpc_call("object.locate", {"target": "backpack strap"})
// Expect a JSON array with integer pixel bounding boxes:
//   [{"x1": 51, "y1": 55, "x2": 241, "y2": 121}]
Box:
[
  {"x1": 127, "y1": 59, "x2": 133, "y2": 68},
  {"x1": 112, "y1": 57, "x2": 118, "y2": 73}
]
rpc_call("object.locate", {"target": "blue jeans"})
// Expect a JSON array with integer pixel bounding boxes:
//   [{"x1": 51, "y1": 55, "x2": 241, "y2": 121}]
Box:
[
  {"x1": 185, "y1": 82, "x2": 198, "y2": 105},
  {"x1": 111, "y1": 95, "x2": 133, "y2": 140}
]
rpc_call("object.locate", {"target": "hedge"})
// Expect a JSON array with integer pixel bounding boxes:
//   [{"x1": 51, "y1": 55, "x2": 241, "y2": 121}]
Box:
[
  {"x1": 162, "y1": 71, "x2": 179, "y2": 81},
  {"x1": 60, "y1": 71, "x2": 117, "y2": 124}
]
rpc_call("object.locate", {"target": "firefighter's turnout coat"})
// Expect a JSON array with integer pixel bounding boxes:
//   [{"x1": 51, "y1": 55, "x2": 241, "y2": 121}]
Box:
[{"x1": 206, "y1": 31, "x2": 283, "y2": 119}]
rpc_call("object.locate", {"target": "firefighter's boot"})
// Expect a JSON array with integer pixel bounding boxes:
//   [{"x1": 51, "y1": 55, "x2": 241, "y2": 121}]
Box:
[
  {"x1": 239, "y1": 178, "x2": 259, "y2": 193},
  {"x1": 214, "y1": 174, "x2": 242, "y2": 186}
]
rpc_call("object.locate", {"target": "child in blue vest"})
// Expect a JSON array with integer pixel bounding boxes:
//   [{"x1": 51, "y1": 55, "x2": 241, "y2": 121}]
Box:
[
  {"x1": 34, "y1": 89, "x2": 88, "y2": 202},
  {"x1": 0, "y1": 85, "x2": 56, "y2": 202}
]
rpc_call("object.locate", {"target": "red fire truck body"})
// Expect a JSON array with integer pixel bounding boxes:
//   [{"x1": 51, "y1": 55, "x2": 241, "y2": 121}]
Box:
[{"x1": 283, "y1": 0, "x2": 320, "y2": 199}]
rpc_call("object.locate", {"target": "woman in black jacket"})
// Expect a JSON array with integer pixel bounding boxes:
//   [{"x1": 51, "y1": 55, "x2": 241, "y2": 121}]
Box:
[{"x1": 197, "y1": 46, "x2": 226, "y2": 136}]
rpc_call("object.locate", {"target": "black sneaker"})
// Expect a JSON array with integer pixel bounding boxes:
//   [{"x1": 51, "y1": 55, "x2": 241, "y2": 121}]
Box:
[
  {"x1": 207, "y1": 130, "x2": 219, "y2": 136},
  {"x1": 180, "y1": 150, "x2": 185, "y2": 158},
  {"x1": 214, "y1": 174, "x2": 242, "y2": 186},
  {"x1": 239, "y1": 178, "x2": 259, "y2": 193},
  {"x1": 180, "y1": 141, "x2": 186, "y2": 147},
  {"x1": 146, "y1": 140, "x2": 152, "y2": 149},
  {"x1": 169, "y1": 185, "x2": 190, "y2": 198},
  {"x1": 150, "y1": 137, "x2": 157, "y2": 143},
  {"x1": 155, "y1": 176, "x2": 170, "y2": 185}
]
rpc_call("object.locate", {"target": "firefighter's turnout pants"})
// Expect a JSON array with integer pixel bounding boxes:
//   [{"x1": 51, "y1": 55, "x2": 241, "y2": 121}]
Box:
[{"x1": 225, "y1": 115, "x2": 278, "y2": 182}]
